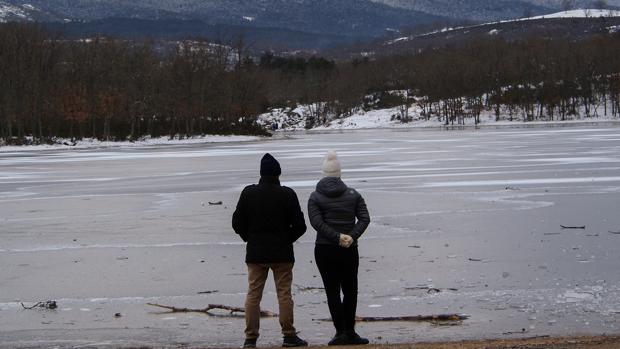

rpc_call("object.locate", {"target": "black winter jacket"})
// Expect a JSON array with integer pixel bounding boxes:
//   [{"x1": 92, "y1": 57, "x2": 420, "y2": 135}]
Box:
[
  {"x1": 308, "y1": 177, "x2": 370, "y2": 246},
  {"x1": 232, "y1": 176, "x2": 306, "y2": 263}
]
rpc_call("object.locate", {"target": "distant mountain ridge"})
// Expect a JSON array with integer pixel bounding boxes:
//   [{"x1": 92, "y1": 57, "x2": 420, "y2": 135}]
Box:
[
  {"x1": 371, "y1": 0, "x2": 620, "y2": 21},
  {"x1": 3, "y1": 0, "x2": 620, "y2": 50},
  {"x1": 1, "y1": 0, "x2": 445, "y2": 37},
  {"x1": 5, "y1": 1, "x2": 620, "y2": 27},
  {"x1": 332, "y1": 9, "x2": 620, "y2": 59},
  {"x1": 371, "y1": 0, "x2": 553, "y2": 21}
]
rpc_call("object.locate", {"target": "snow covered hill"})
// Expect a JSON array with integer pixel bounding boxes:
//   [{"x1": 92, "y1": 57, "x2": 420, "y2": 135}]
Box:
[
  {"x1": 0, "y1": 1, "x2": 60, "y2": 22},
  {"x1": 0, "y1": 0, "x2": 448, "y2": 50},
  {"x1": 526, "y1": 8, "x2": 620, "y2": 19},
  {"x1": 3, "y1": 1, "x2": 620, "y2": 52},
  {"x1": 371, "y1": 0, "x2": 620, "y2": 21},
  {"x1": 386, "y1": 8, "x2": 620, "y2": 45},
  {"x1": 386, "y1": 9, "x2": 620, "y2": 45},
  {"x1": 0, "y1": 2, "x2": 30, "y2": 22},
  {"x1": 333, "y1": 8, "x2": 620, "y2": 58},
  {"x1": 371, "y1": 0, "x2": 553, "y2": 22},
  {"x1": 1, "y1": 0, "x2": 444, "y2": 38}
]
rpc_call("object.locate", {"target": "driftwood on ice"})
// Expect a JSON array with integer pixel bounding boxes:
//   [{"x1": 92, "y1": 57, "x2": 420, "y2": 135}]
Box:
[
  {"x1": 147, "y1": 303, "x2": 277, "y2": 317},
  {"x1": 147, "y1": 303, "x2": 468, "y2": 323},
  {"x1": 340, "y1": 314, "x2": 468, "y2": 322}
]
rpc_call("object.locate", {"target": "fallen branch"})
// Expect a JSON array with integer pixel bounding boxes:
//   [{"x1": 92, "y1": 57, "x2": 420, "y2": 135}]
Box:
[
  {"x1": 503, "y1": 329, "x2": 528, "y2": 335},
  {"x1": 314, "y1": 314, "x2": 468, "y2": 322},
  {"x1": 404, "y1": 286, "x2": 458, "y2": 294},
  {"x1": 430, "y1": 321, "x2": 463, "y2": 327},
  {"x1": 147, "y1": 303, "x2": 277, "y2": 317},
  {"x1": 21, "y1": 300, "x2": 57, "y2": 310},
  {"x1": 561, "y1": 225, "x2": 586, "y2": 229},
  {"x1": 294, "y1": 284, "x2": 325, "y2": 292}
]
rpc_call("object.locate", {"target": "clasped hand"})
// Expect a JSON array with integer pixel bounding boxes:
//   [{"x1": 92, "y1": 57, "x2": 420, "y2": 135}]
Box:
[{"x1": 339, "y1": 234, "x2": 353, "y2": 248}]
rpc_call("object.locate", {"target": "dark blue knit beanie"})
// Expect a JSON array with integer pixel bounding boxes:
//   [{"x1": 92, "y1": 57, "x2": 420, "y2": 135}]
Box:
[{"x1": 260, "y1": 153, "x2": 281, "y2": 176}]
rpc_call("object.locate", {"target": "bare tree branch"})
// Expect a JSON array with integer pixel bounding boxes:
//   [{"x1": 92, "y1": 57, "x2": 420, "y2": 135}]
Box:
[{"x1": 147, "y1": 303, "x2": 277, "y2": 317}]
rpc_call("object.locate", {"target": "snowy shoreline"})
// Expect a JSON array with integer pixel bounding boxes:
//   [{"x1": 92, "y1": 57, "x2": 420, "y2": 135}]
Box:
[
  {"x1": 303, "y1": 117, "x2": 620, "y2": 132},
  {"x1": 259, "y1": 103, "x2": 620, "y2": 133},
  {"x1": 2, "y1": 115, "x2": 619, "y2": 152},
  {"x1": 0, "y1": 134, "x2": 261, "y2": 152}
]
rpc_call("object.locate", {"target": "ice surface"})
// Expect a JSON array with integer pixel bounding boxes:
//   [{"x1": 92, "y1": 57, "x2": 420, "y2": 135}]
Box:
[{"x1": 1, "y1": 124, "x2": 620, "y2": 348}]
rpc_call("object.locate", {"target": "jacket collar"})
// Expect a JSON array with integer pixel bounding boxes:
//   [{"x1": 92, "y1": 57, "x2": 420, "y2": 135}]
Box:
[
  {"x1": 317, "y1": 176, "x2": 347, "y2": 197},
  {"x1": 259, "y1": 176, "x2": 280, "y2": 185}
]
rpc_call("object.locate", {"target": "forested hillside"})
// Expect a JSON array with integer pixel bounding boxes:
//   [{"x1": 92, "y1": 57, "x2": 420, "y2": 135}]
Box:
[{"x1": 1, "y1": 23, "x2": 619, "y2": 145}]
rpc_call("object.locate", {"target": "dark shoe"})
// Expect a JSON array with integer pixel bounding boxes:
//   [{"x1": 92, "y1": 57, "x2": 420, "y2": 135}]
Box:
[
  {"x1": 346, "y1": 332, "x2": 369, "y2": 345},
  {"x1": 282, "y1": 335, "x2": 308, "y2": 347},
  {"x1": 328, "y1": 333, "x2": 348, "y2": 346},
  {"x1": 243, "y1": 338, "x2": 257, "y2": 348}
]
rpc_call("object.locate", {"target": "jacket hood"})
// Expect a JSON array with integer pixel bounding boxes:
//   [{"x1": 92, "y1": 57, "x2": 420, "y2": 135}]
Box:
[{"x1": 316, "y1": 177, "x2": 348, "y2": 198}]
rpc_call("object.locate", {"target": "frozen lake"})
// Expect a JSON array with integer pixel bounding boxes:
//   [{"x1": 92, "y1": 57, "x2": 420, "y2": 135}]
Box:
[{"x1": 2, "y1": 123, "x2": 620, "y2": 348}]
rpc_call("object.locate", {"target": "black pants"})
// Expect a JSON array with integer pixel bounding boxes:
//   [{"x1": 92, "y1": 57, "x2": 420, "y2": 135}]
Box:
[{"x1": 314, "y1": 244, "x2": 359, "y2": 334}]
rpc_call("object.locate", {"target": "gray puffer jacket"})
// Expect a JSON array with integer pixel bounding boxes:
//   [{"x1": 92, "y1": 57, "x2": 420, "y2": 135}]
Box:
[{"x1": 308, "y1": 177, "x2": 370, "y2": 246}]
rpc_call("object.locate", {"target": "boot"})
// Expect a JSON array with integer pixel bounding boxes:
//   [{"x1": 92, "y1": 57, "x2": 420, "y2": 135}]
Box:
[
  {"x1": 242, "y1": 338, "x2": 257, "y2": 348},
  {"x1": 282, "y1": 334, "x2": 308, "y2": 347},
  {"x1": 328, "y1": 332, "x2": 348, "y2": 346},
  {"x1": 346, "y1": 331, "x2": 369, "y2": 345}
]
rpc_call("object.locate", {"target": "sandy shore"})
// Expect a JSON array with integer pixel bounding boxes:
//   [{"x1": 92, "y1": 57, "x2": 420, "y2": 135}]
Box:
[{"x1": 304, "y1": 335, "x2": 620, "y2": 349}]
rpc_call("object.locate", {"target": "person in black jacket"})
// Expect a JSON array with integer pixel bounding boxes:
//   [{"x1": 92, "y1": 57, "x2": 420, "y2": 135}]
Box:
[
  {"x1": 308, "y1": 150, "x2": 371, "y2": 346},
  {"x1": 232, "y1": 153, "x2": 308, "y2": 348}
]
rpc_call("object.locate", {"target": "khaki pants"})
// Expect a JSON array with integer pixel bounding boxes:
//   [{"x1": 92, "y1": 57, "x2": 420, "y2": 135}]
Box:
[{"x1": 245, "y1": 263, "x2": 296, "y2": 339}]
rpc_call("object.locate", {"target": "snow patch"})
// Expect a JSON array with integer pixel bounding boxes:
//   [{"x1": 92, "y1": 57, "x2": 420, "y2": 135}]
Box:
[
  {"x1": 528, "y1": 9, "x2": 620, "y2": 20},
  {"x1": 557, "y1": 288, "x2": 602, "y2": 304},
  {"x1": 396, "y1": 9, "x2": 620, "y2": 41},
  {"x1": 386, "y1": 36, "x2": 410, "y2": 45},
  {"x1": 258, "y1": 94, "x2": 620, "y2": 133},
  {"x1": 0, "y1": 3, "x2": 29, "y2": 21},
  {"x1": 0, "y1": 135, "x2": 260, "y2": 152}
]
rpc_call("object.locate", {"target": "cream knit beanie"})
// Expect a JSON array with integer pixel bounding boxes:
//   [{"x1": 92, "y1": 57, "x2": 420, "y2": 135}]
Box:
[{"x1": 322, "y1": 150, "x2": 342, "y2": 177}]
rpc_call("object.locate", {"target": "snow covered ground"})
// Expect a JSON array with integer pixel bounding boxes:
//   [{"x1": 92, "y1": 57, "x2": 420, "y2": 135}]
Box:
[
  {"x1": 0, "y1": 135, "x2": 261, "y2": 152},
  {"x1": 0, "y1": 2, "x2": 29, "y2": 22},
  {"x1": 257, "y1": 102, "x2": 620, "y2": 132},
  {"x1": 527, "y1": 9, "x2": 620, "y2": 20},
  {"x1": 1, "y1": 124, "x2": 620, "y2": 348},
  {"x1": 387, "y1": 8, "x2": 620, "y2": 45}
]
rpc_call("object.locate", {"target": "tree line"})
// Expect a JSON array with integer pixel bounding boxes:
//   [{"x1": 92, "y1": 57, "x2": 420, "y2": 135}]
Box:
[
  {"x1": 275, "y1": 33, "x2": 620, "y2": 127},
  {"x1": 1, "y1": 23, "x2": 620, "y2": 144},
  {"x1": 0, "y1": 23, "x2": 271, "y2": 144},
  {"x1": 367, "y1": 34, "x2": 620, "y2": 126}
]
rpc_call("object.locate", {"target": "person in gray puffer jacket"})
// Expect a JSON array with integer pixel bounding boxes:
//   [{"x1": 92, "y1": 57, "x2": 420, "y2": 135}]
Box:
[{"x1": 308, "y1": 150, "x2": 371, "y2": 346}]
